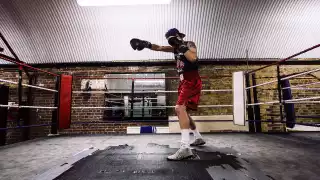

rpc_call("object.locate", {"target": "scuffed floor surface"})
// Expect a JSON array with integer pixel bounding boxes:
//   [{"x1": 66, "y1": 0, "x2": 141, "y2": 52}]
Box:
[{"x1": 0, "y1": 133, "x2": 319, "y2": 180}]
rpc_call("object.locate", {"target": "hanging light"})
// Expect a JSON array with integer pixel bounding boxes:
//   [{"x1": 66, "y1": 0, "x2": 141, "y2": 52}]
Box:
[{"x1": 77, "y1": 0, "x2": 171, "y2": 6}]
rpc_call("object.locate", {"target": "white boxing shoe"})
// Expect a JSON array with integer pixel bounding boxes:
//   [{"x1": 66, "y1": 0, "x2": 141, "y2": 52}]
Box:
[
  {"x1": 190, "y1": 138, "x2": 206, "y2": 146},
  {"x1": 167, "y1": 147, "x2": 194, "y2": 161}
]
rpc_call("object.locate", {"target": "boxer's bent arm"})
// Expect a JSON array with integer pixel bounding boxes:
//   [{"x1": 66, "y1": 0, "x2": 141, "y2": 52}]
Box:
[
  {"x1": 184, "y1": 41, "x2": 198, "y2": 62},
  {"x1": 151, "y1": 44, "x2": 174, "y2": 52}
]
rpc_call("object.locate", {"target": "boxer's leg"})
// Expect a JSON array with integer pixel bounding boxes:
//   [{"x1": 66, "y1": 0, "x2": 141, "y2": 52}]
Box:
[
  {"x1": 189, "y1": 114, "x2": 196, "y2": 130},
  {"x1": 188, "y1": 114, "x2": 206, "y2": 146},
  {"x1": 167, "y1": 81, "x2": 194, "y2": 161},
  {"x1": 187, "y1": 77, "x2": 205, "y2": 146},
  {"x1": 175, "y1": 104, "x2": 191, "y2": 147}
]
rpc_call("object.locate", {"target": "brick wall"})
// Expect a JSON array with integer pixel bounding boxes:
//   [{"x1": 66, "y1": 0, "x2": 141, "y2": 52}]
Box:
[{"x1": 0, "y1": 64, "x2": 319, "y2": 144}]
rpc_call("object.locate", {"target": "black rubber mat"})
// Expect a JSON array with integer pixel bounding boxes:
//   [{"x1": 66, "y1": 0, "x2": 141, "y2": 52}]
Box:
[{"x1": 55, "y1": 143, "x2": 273, "y2": 180}]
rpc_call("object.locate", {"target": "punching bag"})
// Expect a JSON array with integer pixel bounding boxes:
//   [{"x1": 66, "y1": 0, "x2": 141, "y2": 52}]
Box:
[{"x1": 281, "y1": 79, "x2": 296, "y2": 128}]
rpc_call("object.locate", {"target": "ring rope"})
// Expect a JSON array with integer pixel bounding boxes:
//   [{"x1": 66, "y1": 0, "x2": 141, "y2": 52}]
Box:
[
  {"x1": 246, "y1": 80, "x2": 278, "y2": 90},
  {"x1": 284, "y1": 96, "x2": 320, "y2": 103},
  {"x1": 247, "y1": 97, "x2": 320, "y2": 106},
  {"x1": 287, "y1": 88, "x2": 320, "y2": 91},
  {"x1": 0, "y1": 104, "x2": 57, "y2": 109},
  {"x1": 105, "y1": 100, "x2": 124, "y2": 104},
  {"x1": 284, "y1": 101, "x2": 320, "y2": 104},
  {"x1": 246, "y1": 44, "x2": 320, "y2": 74},
  {"x1": 282, "y1": 81, "x2": 320, "y2": 90},
  {"x1": 72, "y1": 105, "x2": 233, "y2": 109},
  {"x1": 246, "y1": 68, "x2": 320, "y2": 90},
  {"x1": 0, "y1": 78, "x2": 58, "y2": 92},
  {"x1": 73, "y1": 89, "x2": 232, "y2": 94},
  {"x1": 281, "y1": 68, "x2": 320, "y2": 81},
  {"x1": 104, "y1": 98, "x2": 159, "y2": 101},
  {"x1": 0, "y1": 123, "x2": 54, "y2": 131},
  {"x1": 247, "y1": 101, "x2": 279, "y2": 106},
  {"x1": 0, "y1": 54, "x2": 59, "y2": 76}
]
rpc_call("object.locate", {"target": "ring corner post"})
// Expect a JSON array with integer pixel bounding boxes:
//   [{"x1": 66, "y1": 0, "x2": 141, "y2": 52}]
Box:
[
  {"x1": 244, "y1": 72, "x2": 255, "y2": 133},
  {"x1": 276, "y1": 65, "x2": 285, "y2": 132},
  {"x1": 23, "y1": 74, "x2": 35, "y2": 141},
  {"x1": 57, "y1": 74, "x2": 72, "y2": 130},
  {"x1": 251, "y1": 73, "x2": 261, "y2": 133},
  {"x1": 51, "y1": 76, "x2": 61, "y2": 135},
  {"x1": 17, "y1": 66, "x2": 23, "y2": 127},
  {"x1": 130, "y1": 78, "x2": 134, "y2": 119},
  {"x1": 0, "y1": 85, "x2": 9, "y2": 146},
  {"x1": 233, "y1": 71, "x2": 248, "y2": 129}
]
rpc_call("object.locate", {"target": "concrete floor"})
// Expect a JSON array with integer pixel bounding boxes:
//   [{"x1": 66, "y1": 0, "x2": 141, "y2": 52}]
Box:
[{"x1": 0, "y1": 133, "x2": 319, "y2": 180}]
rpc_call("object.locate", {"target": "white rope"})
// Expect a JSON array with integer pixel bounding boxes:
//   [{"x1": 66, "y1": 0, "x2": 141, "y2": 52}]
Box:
[
  {"x1": 72, "y1": 104, "x2": 232, "y2": 109},
  {"x1": 201, "y1": 89, "x2": 232, "y2": 92},
  {"x1": 104, "y1": 98, "x2": 123, "y2": 100},
  {"x1": 284, "y1": 96, "x2": 320, "y2": 103},
  {"x1": 288, "y1": 88, "x2": 320, "y2": 91},
  {"x1": 282, "y1": 81, "x2": 320, "y2": 90},
  {"x1": 105, "y1": 100, "x2": 124, "y2": 104},
  {"x1": 247, "y1": 101, "x2": 279, "y2": 106},
  {"x1": 247, "y1": 97, "x2": 320, "y2": 106},
  {"x1": 74, "y1": 91, "x2": 145, "y2": 94},
  {"x1": 246, "y1": 80, "x2": 278, "y2": 89},
  {"x1": 104, "y1": 98, "x2": 158, "y2": 101},
  {"x1": 281, "y1": 68, "x2": 320, "y2": 80},
  {"x1": 0, "y1": 105, "x2": 18, "y2": 108},
  {"x1": 0, "y1": 78, "x2": 57, "y2": 92},
  {"x1": 73, "y1": 89, "x2": 232, "y2": 94},
  {"x1": 19, "y1": 106, "x2": 57, "y2": 109},
  {"x1": 0, "y1": 104, "x2": 57, "y2": 109},
  {"x1": 198, "y1": 105, "x2": 233, "y2": 107},
  {"x1": 134, "y1": 98, "x2": 158, "y2": 100},
  {"x1": 285, "y1": 101, "x2": 320, "y2": 104}
]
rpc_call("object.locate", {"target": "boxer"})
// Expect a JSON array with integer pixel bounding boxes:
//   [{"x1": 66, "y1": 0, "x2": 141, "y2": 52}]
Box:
[{"x1": 130, "y1": 28, "x2": 205, "y2": 160}]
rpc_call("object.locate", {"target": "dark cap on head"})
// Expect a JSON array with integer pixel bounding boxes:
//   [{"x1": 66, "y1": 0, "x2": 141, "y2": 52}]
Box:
[{"x1": 165, "y1": 28, "x2": 185, "y2": 39}]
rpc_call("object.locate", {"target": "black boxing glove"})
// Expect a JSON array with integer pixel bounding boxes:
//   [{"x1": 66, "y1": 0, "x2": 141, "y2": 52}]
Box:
[
  {"x1": 167, "y1": 36, "x2": 182, "y2": 47},
  {"x1": 177, "y1": 44, "x2": 189, "y2": 53},
  {"x1": 168, "y1": 37, "x2": 189, "y2": 53},
  {"x1": 130, "y1": 38, "x2": 152, "y2": 51}
]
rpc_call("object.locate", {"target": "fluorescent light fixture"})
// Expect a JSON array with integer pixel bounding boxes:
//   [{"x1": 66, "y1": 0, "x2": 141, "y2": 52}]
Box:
[{"x1": 77, "y1": 0, "x2": 171, "y2": 6}]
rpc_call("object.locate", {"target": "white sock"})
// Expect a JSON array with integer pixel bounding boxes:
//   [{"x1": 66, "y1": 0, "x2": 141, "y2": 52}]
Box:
[
  {"x1": 181, "y1": 129, "x2": 190, "y2": 148},
  {"x1": 191, "y1": 129, "x2": 202, "y2": 139}
]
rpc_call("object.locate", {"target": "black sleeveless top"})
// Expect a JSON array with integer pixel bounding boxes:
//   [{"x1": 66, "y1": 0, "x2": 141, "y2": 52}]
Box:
[{"x1": 173, "y1": 41, "x2": 199, "y2": 75}]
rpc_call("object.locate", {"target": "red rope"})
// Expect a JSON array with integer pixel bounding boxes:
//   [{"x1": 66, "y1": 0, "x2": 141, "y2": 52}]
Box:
[
  {"x1": 247, "y1": 44, "x2": 320, "y2": 74},
  {"x1": 0, "y1": 54, "x2": 59, "y2": 76}
]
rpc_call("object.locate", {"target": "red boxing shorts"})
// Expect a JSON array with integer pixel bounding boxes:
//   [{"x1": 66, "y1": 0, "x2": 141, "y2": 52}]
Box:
[{"x1": 176, "y1": 71, "x2": 202, "y2": 111}]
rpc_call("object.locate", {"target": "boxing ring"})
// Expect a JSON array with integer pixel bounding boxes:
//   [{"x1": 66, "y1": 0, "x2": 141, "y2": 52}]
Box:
[
  {"x1": 1, "y1": 45, "x2": 319, "y2": 135},
  {"x1": 0, "y1": 36, "x2": 320, "y2": 179}
]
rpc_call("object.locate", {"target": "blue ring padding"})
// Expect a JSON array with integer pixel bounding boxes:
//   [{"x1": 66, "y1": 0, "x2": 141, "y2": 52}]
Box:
[
  {"x1": 140, "y1": 126, "x2": 154, "y2": 133},
  {"x1": 281, "y1": 79, "x2": 296, "y2": 128}
]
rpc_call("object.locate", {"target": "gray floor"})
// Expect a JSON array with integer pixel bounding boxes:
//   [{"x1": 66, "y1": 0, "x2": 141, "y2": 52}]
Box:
[{"x1": 0, "y1": 133, "x2": 319, "y2": 180}]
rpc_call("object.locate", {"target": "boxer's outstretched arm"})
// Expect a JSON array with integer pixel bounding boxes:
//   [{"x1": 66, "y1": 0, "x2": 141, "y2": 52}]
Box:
[{"x1": 151, "y1": 44, "x2": 174, "y2": 53}]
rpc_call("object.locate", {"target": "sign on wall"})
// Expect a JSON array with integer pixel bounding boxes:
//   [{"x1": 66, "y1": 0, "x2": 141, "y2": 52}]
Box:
[{"x1": 80, "y1": 79, "x2": 107, "y2": 90}]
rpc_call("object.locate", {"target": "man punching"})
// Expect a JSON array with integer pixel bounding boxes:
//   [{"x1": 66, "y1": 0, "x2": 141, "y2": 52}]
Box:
[{"x1": 130, "y1": 28, "x2": 205, "y2": 160}]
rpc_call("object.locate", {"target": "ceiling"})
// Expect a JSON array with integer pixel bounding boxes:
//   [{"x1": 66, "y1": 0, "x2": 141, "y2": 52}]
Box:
[{"x1": 0, "y1": 0, "x2": 320, "y2": 64}]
